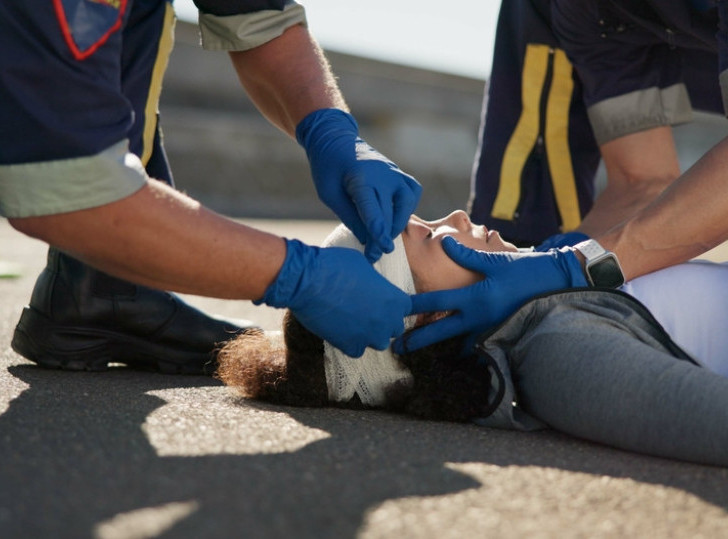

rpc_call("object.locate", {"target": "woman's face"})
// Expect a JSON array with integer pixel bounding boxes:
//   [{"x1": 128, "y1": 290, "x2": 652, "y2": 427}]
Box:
[{"x1": 402, "y1": 210, "x2": 518, "y2": 293}]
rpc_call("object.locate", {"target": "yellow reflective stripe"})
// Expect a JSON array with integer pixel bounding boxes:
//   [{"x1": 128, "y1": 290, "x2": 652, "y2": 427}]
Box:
[
  {"x1": 491, "y1": 44, "x2": 550, "y2": 221},
  {"x1": 545, "y1": 49, "x2": 580, "y2": 231},
  {"x1": 141, "y1": 3, "x2": 176, "y2": 166}
]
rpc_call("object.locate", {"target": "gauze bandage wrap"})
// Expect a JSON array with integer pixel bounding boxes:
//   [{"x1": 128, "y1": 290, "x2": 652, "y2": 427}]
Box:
[{"x1": 321, "y1": 225, "x2": 416, "y2": 406}]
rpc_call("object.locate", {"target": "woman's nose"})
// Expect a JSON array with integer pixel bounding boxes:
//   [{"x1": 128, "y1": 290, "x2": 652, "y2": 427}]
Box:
[{"x1": 445, "y1": 210, "x2": 472, "y2": 232}]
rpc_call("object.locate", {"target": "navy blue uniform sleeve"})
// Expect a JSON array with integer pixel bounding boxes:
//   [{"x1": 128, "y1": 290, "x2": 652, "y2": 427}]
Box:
[
  {"x1": 551, "y1": 0, "x2": 720, "y2": 144},
  {"x1": 192, "y1": 0, "x2": 287, "y2": 16}
]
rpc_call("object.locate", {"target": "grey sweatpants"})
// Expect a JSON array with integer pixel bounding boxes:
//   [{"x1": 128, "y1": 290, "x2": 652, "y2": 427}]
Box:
[{"x1": 478, "y1": 290, "x2": 728, "y2": 467}]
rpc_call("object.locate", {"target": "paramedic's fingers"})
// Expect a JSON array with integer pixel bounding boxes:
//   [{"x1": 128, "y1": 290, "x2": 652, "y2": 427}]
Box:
[
  {"x1": 357, "y1": 168, "x2": 421, "y2": 262},
  {"x1": 534, "y1": 231, "x2": 590, "y2": 252},
  {"x1": 393, "y1": 242, "x2": 525, "y2": 353},
  {"x1": 407, "y1": 285, "x2": 472, "y2": 317},
  {"x1": 349, "y1": 182, "x2": 391, "y2": 263},
  {"x1": 440, "y1": 236, "x2": 515, "y2": 273},
  {"x1": 393, "y1": 287, "x2": 475, "y2": 353},
  {"x1": 442, "y1": 236, "x2": 589, "y2": 294},
  {"x1": 395, "y1": 309, "x2": 470, "y2": 354},
  {"x1": 256, "y1": 239, "x2": 409, "y2": 358},
  {"x1": 296, "y1": 108, "x2": 422, "y2": 263}
]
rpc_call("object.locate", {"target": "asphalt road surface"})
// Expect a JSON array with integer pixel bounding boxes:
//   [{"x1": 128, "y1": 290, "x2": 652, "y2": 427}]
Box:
[{"x1": 1, "y1": 218, "x2": 727, "y2": 539}]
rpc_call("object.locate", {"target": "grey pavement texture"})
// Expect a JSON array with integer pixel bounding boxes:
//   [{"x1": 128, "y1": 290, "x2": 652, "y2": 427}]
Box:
[{"x1": 2, "y1": 218, "x2": 728, "y2": 539}]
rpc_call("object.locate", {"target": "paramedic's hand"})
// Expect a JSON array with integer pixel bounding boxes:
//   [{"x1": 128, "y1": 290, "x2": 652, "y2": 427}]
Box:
[
  {"x1": 296, "y1": 108, "x2": 422, "y2": 262},
  {"x1": 394, "y1": 237, "x2": 588, "y2": 353},
  {"x1": 535, "y1": 231, "x2": 589, "y2": 251},
  {"x1": 256, "y1": 239, "x2": 410, "y2": 357}
]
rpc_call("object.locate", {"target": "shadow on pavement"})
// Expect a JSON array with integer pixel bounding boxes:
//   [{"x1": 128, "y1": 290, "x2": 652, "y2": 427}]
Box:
[{"x1": 2, "y1": 364, "x2": 727, "y2": 538}]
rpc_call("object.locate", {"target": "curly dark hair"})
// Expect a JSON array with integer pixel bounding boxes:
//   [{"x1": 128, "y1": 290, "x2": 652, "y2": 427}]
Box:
[{"x1": 216, "y1": 310, "x2": 502, "y2": 422}]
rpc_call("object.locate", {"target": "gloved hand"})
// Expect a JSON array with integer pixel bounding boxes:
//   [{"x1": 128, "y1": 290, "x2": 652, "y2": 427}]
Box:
[
  {"x1": 257, "y1": 239, "x2": 411, "y2": 357},
  {"x1": 393, "y1": 237, "x2": 588, "y2": 353},
  {"x1": 296, "y1": 108, "x2": 422, "y2": 262},
  {"x1": 535, "y1": 231, "x2": 589, "y2": 251}
]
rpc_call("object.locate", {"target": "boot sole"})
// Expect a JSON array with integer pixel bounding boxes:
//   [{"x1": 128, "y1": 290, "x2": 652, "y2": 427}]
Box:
[{"x1": 11, "y1": 306, "x2": 218, "y2": 375}]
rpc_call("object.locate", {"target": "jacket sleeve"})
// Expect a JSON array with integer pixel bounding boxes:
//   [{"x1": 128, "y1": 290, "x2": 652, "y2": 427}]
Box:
[{"x1": 193, "y1": 0, "x2": 307, "y2": 51}]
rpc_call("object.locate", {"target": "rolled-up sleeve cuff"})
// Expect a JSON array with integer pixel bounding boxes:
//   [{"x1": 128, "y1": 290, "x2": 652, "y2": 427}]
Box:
[
  {"x1": 587, "y1": 84, "x2": 693, "y2": 145},
  {"x1": 0, "y1": 140, "x2": 147, "y2": 218},
  {"x1": 198, "y1": 2, "x2": 306, "y2": 51}
]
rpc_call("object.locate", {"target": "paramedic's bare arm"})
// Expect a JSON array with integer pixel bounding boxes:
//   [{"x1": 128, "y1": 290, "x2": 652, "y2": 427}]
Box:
[
  {"x1": 598, "y1": 134, "x2": 728, "y2": 280},
  {"x1": 9, "y1": 180, "x2": 285, "y2": 299},
  {"x1": 577, "y1": 126, "x2": 681, "y2": 238},
  {"x1": 228, "y1": 23, "x2": 346, "y2": 136}
]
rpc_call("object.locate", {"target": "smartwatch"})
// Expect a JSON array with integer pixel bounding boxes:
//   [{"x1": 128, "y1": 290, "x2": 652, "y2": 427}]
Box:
[{"x1": 574, "y1": 239, "x2": 625, "y2": 288}]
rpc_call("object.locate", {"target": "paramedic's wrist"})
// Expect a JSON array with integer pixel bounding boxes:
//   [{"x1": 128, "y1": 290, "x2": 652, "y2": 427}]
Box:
[
  {"x1": 573, "y1": 239, "x2": 625, "y2": 288},
  {"x1": 572, "y1": 248, "x2": 587, "y2": 268}
]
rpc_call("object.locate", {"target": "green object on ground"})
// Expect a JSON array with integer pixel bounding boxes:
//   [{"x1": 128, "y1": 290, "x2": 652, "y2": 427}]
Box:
[{"x1": 0, "y1": 261, "x2": 22, "y2": 278}]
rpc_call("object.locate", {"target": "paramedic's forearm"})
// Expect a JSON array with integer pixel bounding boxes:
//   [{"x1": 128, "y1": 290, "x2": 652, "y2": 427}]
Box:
[
  {"x1": 10, "y1": 180, "x2": 286, "y2": 299},
  {"x1": 228, "y1": 24, "x2": 347, "y2": 137},
  {"x1": 579, "y1": 127, "x2": 680, "y2": 238},
  {"x1": 598, "y1": 135, "x2": 728, "y2": 280}
]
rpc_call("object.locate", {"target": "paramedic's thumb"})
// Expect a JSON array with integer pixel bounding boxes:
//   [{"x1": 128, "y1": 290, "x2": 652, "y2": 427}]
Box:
[{"x1": 256, "y1": 239, "x2": 410, "y2": 358}]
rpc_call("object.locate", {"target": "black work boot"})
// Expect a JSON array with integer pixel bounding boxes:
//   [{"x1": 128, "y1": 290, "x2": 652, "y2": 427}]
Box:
[{"x1": 11, "y1": 249, "x2": 257, "y2": 374}]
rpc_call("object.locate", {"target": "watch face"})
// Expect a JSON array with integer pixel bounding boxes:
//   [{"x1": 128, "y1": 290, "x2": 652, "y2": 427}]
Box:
[{"x1": 589, "y1": 255, "x2": 625, "y2": 288}]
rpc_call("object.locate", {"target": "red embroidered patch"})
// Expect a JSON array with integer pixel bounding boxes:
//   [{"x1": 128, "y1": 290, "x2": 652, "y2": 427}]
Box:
[{"x1": 53, "y1": 0, "x2": 127, "y2": 61}]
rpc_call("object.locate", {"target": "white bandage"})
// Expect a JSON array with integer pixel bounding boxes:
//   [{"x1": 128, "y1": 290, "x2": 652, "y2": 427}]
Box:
[{"x1": 321, "y1": 225, "x2": 415, "y2": 406}]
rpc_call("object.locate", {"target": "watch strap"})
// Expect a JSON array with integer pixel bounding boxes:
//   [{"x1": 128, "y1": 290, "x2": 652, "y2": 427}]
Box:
[
  {"x1": 574, "y1": 239, "x2": 625, "y2": 288},
  {"x1": 574, "y1": 239, "x2": 607, "y2": 262}
]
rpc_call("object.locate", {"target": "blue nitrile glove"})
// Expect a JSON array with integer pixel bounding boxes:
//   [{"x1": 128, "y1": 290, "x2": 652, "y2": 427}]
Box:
[
  {"x1": 535, "y1": 231, "x2": 589, "y2": 251},
  {"x1": 256, "y1": 239, "x2": 411, "y2": 358},
  {"x1": 296, "y1": 108, "x2": 422, "y2": 262},
  {"x1": 393, "y1": 237, "x2": 588, "y2": 353}
]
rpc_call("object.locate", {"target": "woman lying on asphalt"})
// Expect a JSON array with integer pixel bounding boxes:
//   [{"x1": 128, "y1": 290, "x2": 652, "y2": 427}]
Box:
[{"x1": 217, "y1": 211, "x2": 728, "y2": 467}]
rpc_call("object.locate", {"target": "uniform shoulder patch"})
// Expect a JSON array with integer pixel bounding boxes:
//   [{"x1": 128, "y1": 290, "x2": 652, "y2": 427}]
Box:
[{"x1": 53, "y1": 0, "x2": 127, "y2": 60}]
